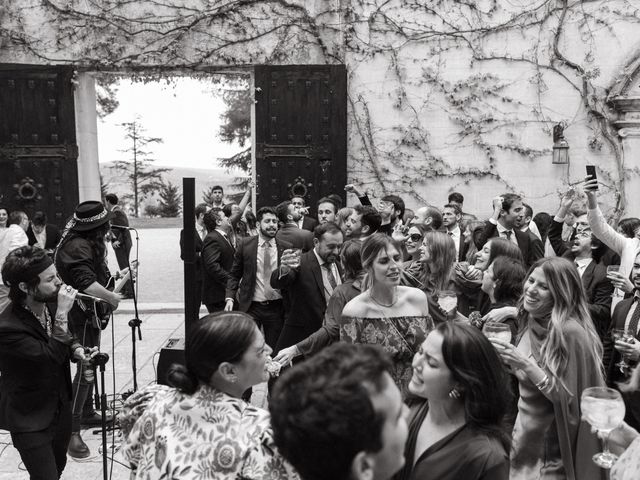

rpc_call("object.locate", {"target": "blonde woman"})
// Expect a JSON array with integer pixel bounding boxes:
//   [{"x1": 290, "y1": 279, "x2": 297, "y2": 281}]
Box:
[
  {"x1": 340, "y1": 233, "x2": 433, "y2": 396},
  {"x1": 489, "y1": 257, "x2": 605, "y2": 480}
]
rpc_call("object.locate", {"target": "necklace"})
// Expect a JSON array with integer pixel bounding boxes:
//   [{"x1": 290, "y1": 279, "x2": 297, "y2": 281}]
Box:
[{"x1": 369, "y1": 289, "x2": 398, "y2": 308}]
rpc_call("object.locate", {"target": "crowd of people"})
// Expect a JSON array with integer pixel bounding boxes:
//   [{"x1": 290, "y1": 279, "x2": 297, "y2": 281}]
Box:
[{"x1": 1, "y1": 177, "x2": 640, "y2": 479}]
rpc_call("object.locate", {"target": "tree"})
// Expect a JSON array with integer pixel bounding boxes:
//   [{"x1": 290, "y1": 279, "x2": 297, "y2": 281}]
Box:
[
  {"x1": 215, "y1": 75, "x2": 251, "y2": 191},
  {"x1": 114, "y1": 116, "x2": 169, "y2": 217},
  {"x1": 156, "y1": 181, "x2": 182, "y2": 217}
]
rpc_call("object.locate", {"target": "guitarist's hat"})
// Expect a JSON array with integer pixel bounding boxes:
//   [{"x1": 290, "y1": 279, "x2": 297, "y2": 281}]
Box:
[{"x1": 71, "y1": 201, "x2": 113, "y2": 232}]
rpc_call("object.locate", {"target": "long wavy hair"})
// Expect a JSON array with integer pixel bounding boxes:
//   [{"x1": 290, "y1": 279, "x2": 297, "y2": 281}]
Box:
[
  {"x1": 522, "y1": 257, "x2": 604, "y2": 391},
  {"x1": 404, "y1": 231, "x2": 456, "y2": 293}
]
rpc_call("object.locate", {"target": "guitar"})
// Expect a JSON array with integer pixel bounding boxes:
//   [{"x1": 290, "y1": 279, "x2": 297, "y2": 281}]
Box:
[{"x1": 82, "y1": 261, "x2": 138, "y2": 329}]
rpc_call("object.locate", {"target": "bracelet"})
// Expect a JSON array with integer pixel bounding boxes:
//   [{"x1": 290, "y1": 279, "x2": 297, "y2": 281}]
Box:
[{"x1": 535, "y1": 375, "x2": 550, "y2": 391}]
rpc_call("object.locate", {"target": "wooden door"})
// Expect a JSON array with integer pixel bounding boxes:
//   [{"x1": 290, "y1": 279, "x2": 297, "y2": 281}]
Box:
[
  {"x1": 254, "y1": 65, "x2": 347, "y2": 215},
  {"x1": 0, "y1": 64, "x2": 79, "y2": 227}
]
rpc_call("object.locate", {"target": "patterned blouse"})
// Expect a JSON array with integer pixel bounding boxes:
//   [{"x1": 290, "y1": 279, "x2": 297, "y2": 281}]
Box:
[
  {"x1": 121, "y1": 383, "x2": 299, "y2": 480},
  {"x1": 340, "y1": 315, "x2": 433, "y2": 397}
]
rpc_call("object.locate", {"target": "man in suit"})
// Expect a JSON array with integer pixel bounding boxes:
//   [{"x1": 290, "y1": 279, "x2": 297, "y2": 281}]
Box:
[
  {"x1": 548, "y1": 206, "x2": 613, "y2": 339},
  {"x1": 275, "y1": 201, "x2": 314, "y2": 252},
  {"x1": 0, "y1": 245, "x2": 89, "y2": 479},
  {"x1": 180, "y1": 202, "x2": 209, "y2": 310},
  {"x1": 442, "y1": 203, "x2": 468, "y2": 262},
  {"x1": 105, "y1": 194, "x2": 134, "y2": 298},
  {"x1": 201, "y1": 208, "x2": 235, "y2": 313},
  {"x1": 26, "y1": 211, "x2": 61, "y2": 254},
  {"x1": 476, "y1": 193, "x2": 543, "y2": 267},
  {"x1": 291, "y1": 196, "x2": 318, "y2": 232},
  {"x1": 224, "y1": 206, "x2": 292, "y2": 349},
  {"x1": 410, "y1": 205, "x2": 443, "y2": 231},
  {"x1": 604, "y1": 249, "x2": 640, "y2": 430},
  {"x1": 271, "y1": 222, "x2": 344, "y2": 352},
  {"x1": 316, "y1": 197, "x2": 338, "y2": 225}
]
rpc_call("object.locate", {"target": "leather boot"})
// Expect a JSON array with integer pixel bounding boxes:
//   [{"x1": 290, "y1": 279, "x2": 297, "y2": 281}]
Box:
[{"x1": 67, "y1": 432, "x2": 90, "y2": 459}]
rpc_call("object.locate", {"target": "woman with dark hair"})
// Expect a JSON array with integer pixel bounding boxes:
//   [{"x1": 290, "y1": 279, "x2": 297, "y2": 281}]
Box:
[
  {"x1": 274, "y1": 239, "x2": 365, "y2": 364},
  {"x1": 394, "y1": 322, "x2": 511, "y2": 480},
  {"x1": 54, "y1": 201, "x2": 122, "y2": 458},
  {"x1": 618, "y1": 218, "x2": 640, "y2": 240},
  {"x1": 478, "y1": 256, "x2": 527, "y2": 338},
  {"x1": 341, "y1": 233, "x2": 432, "y2": 396},
  {"x1": 121, "y1": 311, "x2": 297, "y2": 479},
  {"x1": 0, "y1": 206, "x2": 8, "y2": 229},
  {"x1": 490, "y1": 257, "x2": 605, "y2": 480}
]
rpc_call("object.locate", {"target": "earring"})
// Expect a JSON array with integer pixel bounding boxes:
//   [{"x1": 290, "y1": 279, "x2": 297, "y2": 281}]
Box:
[{"x1": 448, "y1": 388, "x2": 461, "y2": 399}]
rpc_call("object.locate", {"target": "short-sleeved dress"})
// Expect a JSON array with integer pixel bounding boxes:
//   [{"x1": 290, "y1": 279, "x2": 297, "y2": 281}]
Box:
[{"x1": 340, "y1": 315, "x2": 433, "y2": 396}]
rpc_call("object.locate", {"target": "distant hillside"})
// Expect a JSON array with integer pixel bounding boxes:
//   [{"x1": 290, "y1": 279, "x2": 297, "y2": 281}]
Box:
[{"x1": 100, "y1": 162, "x2": 247, "y2": 214}]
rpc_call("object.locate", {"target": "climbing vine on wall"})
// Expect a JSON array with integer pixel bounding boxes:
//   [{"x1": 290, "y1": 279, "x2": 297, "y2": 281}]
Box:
[{"x1": 2, "y1": 0, "x2": 639, "y2": 216}]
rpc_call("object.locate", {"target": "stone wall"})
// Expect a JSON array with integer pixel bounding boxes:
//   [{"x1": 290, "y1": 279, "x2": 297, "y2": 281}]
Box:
[{"x1": 2, "y1": 0, "x2": 639, "y2": 218}]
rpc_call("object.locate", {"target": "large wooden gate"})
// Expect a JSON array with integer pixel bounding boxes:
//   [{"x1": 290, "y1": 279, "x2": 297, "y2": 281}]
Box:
[
  {"x1": 0, "y1": 64, "x2": 79, "y2": 227},
  {"x1": 254, "y1": 65, "x2": 347, "y2": 214}
]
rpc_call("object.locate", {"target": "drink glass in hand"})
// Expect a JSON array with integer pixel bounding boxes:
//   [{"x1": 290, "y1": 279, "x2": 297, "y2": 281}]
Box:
[
  {"x1": 482, "y1": 322, "x2": 512, "y2": 344},
  {"x1": 581, "y1": 387, "x2": 626, "y2": 469},
  {"x1": 606, "y1": 266, "x2": 624, "y2": 298},
  {"x1": 612, "y1": 328, "x2": 635, "y2": 374},
  {"x1": 290, "y1": 248, "x2": 302, "y2": 268},
  {"x1": 437, "y1": 290, "x2": 458, "y2": 316}
]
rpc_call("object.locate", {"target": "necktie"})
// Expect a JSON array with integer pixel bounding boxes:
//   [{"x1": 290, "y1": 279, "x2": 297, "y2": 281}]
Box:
[
  {"x1": 263, "y1": 242, "x2": 276, "y2": 299},
  {"x1": 504, "y1": 230, "x2": 513, "y2": 241},
  {"x1": 629, "y1": 300, "x2": 640, "y2": 337},
  {"x1": 323, "y1": 263, "x2": 337, "y2": 290},
  {"x1": 448, "y1": 231, "x2": 453, "y2": 237}
]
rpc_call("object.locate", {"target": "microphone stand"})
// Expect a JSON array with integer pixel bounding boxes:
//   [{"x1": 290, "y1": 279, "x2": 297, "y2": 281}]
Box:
[
  {"x1": 91, "y1": 352, "x2": 110, "y2": 480},
  {"x1": 125, "y1": 227, "x2": 141, "y2": 395}
]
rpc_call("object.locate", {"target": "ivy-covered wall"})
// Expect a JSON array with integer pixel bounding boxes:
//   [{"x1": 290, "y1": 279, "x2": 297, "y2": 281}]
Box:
[{"x1": 2, "y1": 0, "x2": 639, "y2": 217}]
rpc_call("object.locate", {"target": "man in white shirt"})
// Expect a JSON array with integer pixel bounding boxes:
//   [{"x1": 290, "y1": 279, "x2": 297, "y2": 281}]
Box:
[{"x1": 442, "y1": 204, "x2": 467, "y2": 261}]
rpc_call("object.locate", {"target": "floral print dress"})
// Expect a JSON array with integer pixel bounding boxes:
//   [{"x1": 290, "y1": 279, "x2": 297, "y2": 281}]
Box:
[
  {"x1": 121, "y1": 383, "x2": 299, "y2": 480},
  {"x1": 340, "y1": 315, "x2": 433, "y2": 397}
]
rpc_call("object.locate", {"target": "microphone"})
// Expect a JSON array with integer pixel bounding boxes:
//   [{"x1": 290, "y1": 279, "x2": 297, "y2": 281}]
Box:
[
  {"x1": 110, "y1": 224, "x2": 136, "y2": 230},
  {"x1": 75, "y1": 292, "x2": 108, "y2": 303}
]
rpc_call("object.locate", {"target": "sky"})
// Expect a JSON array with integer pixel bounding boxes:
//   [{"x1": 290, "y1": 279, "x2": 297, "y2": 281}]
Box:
[{"x1": 96, "y1": 77, "x2": 243, "y2": 170}]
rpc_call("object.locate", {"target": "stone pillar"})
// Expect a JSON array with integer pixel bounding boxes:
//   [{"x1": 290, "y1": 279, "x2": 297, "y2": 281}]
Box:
[{"x1": 74, "y1": 72, "x2": 102, "y2": 202}]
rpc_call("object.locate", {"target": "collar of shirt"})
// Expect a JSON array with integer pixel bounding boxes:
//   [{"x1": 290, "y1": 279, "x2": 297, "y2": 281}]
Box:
[
  {"x1": 296, "y1": 218, "x2": 304, "y2": 229},
  {"x1": 448, "y1": 226, "x2": 461, "y2": 237},
  {"x1": 575, "y1": 258, "x2": 592, "y2": 269},
  {"x1": 313, "y1": 247, "x2": 325, "y2": 267},
  {"x1": 215, "y1": 228, "x2": 230, "y2": 240},
  {"x1": 258, "y1": 234, "x2": 273, "y2": 248},
  {"x1": 496, "y1": 223, "x2": 513, "y2": 236}
]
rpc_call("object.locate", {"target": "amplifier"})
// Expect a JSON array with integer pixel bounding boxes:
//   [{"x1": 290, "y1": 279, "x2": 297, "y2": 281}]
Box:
[{"x1": 156, "y1": 337, "x2": 185, "y2": 386}]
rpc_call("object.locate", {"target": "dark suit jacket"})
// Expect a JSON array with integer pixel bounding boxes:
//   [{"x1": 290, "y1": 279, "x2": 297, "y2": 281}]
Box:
[
  {"x1": 201, "y1": 230, "x2": 235, "y2": 305},
  {"x1": 301, "y1": 216, "x2": 318, "y2": 233},
  {"x1": 26, "y1": 224, "x2": 61, "y2": 251},
  {"x1": 226, "y1": 236, "x2": 292, "y2": 312},
  {"x1": 0, "y1": 303, "x2": 75, "y2": 432},
  {"x1": 476, "y1": 221, "x2": 543, "y2": 267},
  {"x1": 270, "y1": 250, "x2": 342, "y2": 350},
  {"x1": 452, "y1": 232, "x2": 469, "y2": 262},
  {"x1": 110, "y1": 207, "x2": 132, "y2": 251},
  {"x1": 276, "y1": 223, "x2": 314, "y2": 252}
]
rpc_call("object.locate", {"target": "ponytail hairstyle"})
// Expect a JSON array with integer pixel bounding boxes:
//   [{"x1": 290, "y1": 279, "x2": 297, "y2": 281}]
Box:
[{"x1": 167, "y1": 311, "x2": 257, "y2": 394}]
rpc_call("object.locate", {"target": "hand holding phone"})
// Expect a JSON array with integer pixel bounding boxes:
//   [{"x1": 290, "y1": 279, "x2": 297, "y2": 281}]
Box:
[{"x1": 585, "y1": 165, "x2": 598, "y2": 191}]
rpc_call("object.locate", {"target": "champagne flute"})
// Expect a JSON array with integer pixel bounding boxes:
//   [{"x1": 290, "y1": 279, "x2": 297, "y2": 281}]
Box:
[
  {"x1": 482, "y1": 322, "x2": 512, "y2": 344},
  {"x1": 612, "y1": 328, "x2": 634, "y2": 373},
  {"x1": 581, "y1": 387, "x2": 626, "y2": 469},
  {"x1": 606, "y1": 266, "x2": 625, "y2": 298}
]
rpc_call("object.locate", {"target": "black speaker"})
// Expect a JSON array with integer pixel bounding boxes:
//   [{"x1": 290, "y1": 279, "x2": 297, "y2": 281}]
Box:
[{"x1": 157, "y1": 337, "x2": 185, "y2": 385}]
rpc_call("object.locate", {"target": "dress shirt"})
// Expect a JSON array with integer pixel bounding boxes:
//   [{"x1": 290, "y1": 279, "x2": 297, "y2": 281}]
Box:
[
  {"x1": 215, "y1": 228, "x2": 233, "y2": 248},
  {"x1": 196, "y1": 223, "x2": 207, "y2": 241},
  {"x1": 33, "y1": 228, "x2": 47, "y2": 249},
  {"x1": 495, "y1": 222, "x2": 518, "y2": 246},
  {"x1": 313, "y1": 248, "x2": 342, "y2": 303},
  {"x1": 0, "y1": 225, "x2": 29, "y2": 282},
  {"x1": 253, "y1": 235, "x2": 281, "y2": 302},
  {"x1": 447, "y1": 226, "x2": 461, "y2": 258},
  {"x1": 624, "y1": 293, "x2": 640, "y2": 335},
  {"x1": 574, "y1": 257, "x2": 592, "y2": 278},
  {"x1": 296, "y1": 217, "x2": 304, "y2": 229}
]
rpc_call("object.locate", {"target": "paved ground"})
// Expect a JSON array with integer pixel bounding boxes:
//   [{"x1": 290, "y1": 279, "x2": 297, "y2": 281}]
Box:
[{"x1": 0, "y1": 228, "x2": 267, "y2": 479}]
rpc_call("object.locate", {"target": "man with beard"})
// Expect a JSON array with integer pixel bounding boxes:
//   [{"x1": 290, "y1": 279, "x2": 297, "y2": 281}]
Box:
[
  {"x1": 272, "y1": 222, "x2": 344, "y2": 353},
  {"x1": 275, "y1": 201, "x2": 314, "y2": 252},
  {"x1": 344, "y1": 205, "x2": 381, "y2": 241},
  {"x1": 224, "y1": 207, "x2": 292, "y2": 350},
  {"x1": 548, "y1": 192, "x2": 613, "y2": 339},
  {"x1": 0, "y1": 246, "x2": 92, "y2": 479},
  {"x1": 317, "y1": 197, "x2": 338, "y2": 225}
]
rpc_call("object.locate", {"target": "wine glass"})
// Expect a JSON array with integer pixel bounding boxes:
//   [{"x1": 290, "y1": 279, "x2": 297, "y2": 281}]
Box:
[
  {"x1": 482, "y1": 322, "x2": 512, "y2": 344},
  {"x1": 437, "y1": 290, "x2": 457, "y2": 317},
  {"x1": 612, "y1": 328, "x2": 634, "y2": 373},
  {"x1": 581, "y1": 387, "x2": 626, "y2": 469},
  {"x1": 606, "y1": 266, "x2": 625, "y2": 298}
]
